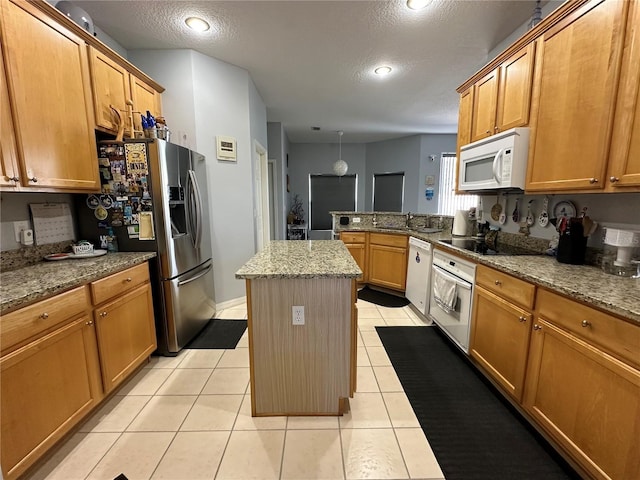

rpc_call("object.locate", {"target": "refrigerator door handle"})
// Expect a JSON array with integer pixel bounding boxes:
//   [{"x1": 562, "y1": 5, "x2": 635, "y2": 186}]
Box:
[
  {"x1": 188, "y1": 169, "x2": 203, "y2": 249},
  {"x1": 186, "y1": 170, "x2": 202, "y2": 248},
  {"x1": 178, "y1": 262, "x2": 213, "y2": 287}
]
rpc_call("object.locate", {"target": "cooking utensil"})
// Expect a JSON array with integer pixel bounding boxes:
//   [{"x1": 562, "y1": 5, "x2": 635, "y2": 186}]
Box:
[
  {"x1": 110, "y1": 104, "x2": 125, "y2": 143},
  {"x1": 582, "y1": 216, "x2": 594, "y2": 236},
  {"x1": 498, "y1": 195, "x2": 507, "y2": 225},
  {"x1": 512, "y1": 198, "x2": 520, "y2": 223},
  {"x1": 490, "y1": 194, "x2": 502, "y2": 221},
  {"x1": 538, "y1": 196, "x2": 549, "y2": 227},
  {"x1": 526, "y1": 200, "x2": 535, "y2": 226},
  {"x1": 477, "y1": 197, "x2": 484, "y2": 222}
]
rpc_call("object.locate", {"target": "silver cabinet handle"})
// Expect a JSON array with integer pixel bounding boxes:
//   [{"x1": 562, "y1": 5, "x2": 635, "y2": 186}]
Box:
[
  {"x1": 29, "y1": 177, "x2": 38, "y2": 183},
  {"x1": 495, "y1": 280, "x2": 502, "y2": 286},
  {"x1": 609, "y1": 176, "x2": 619, "y2": 183},
  {"x1": 40, "y1": 312, "x2": 49, "y2": 319},
  {"x1": 533, "y1": 324, "x2": 542, "y2": 331},
  {"x1": 126, "y1": 277, "x2": 132, "y2": 282},
  {"x1": 589, "y1": 178, "x2": 598, "y2": 184},
  {"x1": 99, "y1": 311, "x2": 108, "y2": 317},
  {"x1": 9, "y1": 176, "x2": 19, "y2": 182},
  {"x1": 581, "y1": 320, "x2": 591, "y2": 328},
  {"x1": 86, "y1": 320, "x2": 94, "y2": 326},
  {"x1": 519, "y1": 316, "x2": 527, "y2": 322}
]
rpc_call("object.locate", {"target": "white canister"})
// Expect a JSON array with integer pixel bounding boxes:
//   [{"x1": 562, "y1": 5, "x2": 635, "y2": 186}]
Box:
[{"x1": 452, "y1": 209, "x2": 470, "y2": 237}]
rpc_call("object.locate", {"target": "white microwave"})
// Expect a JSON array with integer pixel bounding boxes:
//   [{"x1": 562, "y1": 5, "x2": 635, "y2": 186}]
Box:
[{"x1": 458, "y1": 127, "x2": 530, "y2": 191}]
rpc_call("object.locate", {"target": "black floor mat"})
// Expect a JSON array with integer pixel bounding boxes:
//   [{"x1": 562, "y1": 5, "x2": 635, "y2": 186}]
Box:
[
  {"x1": 185, "y1": 319, "x2": 247, "y2": 349},
  {"x1": 376, "y1": 326, "x2": 581, "y2": 480},
  {"x1": 357, "y1": 286, "x2": 410, "y2": 307}
]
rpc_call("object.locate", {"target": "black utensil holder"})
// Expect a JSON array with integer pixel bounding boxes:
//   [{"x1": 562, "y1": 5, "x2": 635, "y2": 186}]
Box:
[{"x1": 557, "y1": 221, "x2": 587, "y2": 265}]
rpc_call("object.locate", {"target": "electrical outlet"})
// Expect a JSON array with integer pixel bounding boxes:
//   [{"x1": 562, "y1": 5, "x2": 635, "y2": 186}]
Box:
[
  {"x1": 13, "y1": 221, "x2": 30, "y2": 243},
  {"x1": 352, "y1": 217, "x2": 361, "y2": 223},
  {"x1": 292, "y1": 305, "x2": 305, "y2": 325}
]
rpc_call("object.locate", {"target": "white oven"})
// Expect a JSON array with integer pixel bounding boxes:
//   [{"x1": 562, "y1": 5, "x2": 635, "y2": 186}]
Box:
[{"x1": 428, "y1": 249, "x2": 476, "y2": 353}]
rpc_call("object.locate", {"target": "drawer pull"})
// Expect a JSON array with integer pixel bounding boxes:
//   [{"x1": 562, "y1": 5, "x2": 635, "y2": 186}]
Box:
[
  {"x1": 29, "y1": 176, "x2": 38, "y2": 183},
  {"x1": 581, "y1": 320, "x2": 591, "y2": 328},
  {"x1": 86, "y1": 320, "x2": 94, "y2": 326},
  {"x1": 533, "y1": 324, "x2": 542, "y2": 331},
  {"x1": 9, "y1": 176, "x2": 19, "y2": 182},
  {"x1": 126, "y1": 277, "x2": 132, "y2": 282},
  {"x1": 100, "y1": 311, "x2": 108, "y2": 317},
  {"x1": 589, "y1": 177, "x2": 598, "y2": 184},
  {"x1": 494, "y1": 280, "x2": 502, "y2": 286},
  {"x1": 610, "y1": 176, "x2": 619, "y2": 183},
  {"x1": 519, "y1": 316, "x2": 527, "y2": 322},
  {"x1": 39, "y1": 312, "x2": 49, "y2": 319}
]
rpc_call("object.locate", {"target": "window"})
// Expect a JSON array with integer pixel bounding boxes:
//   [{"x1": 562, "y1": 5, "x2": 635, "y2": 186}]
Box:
[
  {"x1": 438, "y1": 153, "x2": 478, "y2": 215},
  {"x1": 373, "y1": 172, "x2": 404, "y2": 212},
  {"x1": 309, "y1": 174, "x2": 357, "y2": 230}
]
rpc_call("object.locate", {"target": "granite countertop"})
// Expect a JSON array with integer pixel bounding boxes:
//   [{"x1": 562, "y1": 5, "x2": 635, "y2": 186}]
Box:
[
  {"x1": 336, "y1": 226, "x2": 640, "y2": 325},
  {"x1": 236, "y1": 240, "x2": 362, "y2": 280},
  {"x1": 0, "y1": 252, "x2": 157, "y2": 314}
]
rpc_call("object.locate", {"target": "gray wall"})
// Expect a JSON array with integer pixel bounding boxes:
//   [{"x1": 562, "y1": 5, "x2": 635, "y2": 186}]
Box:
[
  {"x1": 128, "y1": 49, "x2": 267, "y2": 304},
  {"x1": 288, "y1": 143, "x2": 367, "y2": 235}
]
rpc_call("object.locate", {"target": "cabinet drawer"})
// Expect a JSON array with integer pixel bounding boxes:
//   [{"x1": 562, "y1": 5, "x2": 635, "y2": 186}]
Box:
[
  {"x1": 369, "y1": 232, "x2": 407, "y2": 248},
  {"x1": 340, "y1": 232, "x2": 366, "y2": 244},
  {"x1": 536, "y1": 289, "x2": 640, "y2": 369},
  {"x1": 1, "y1": 286, "x2": 89, "y2": 353},
  {"x1": 90, "y1": 263, "x2": 149, "y2": 305},
  {"x1": 476, "y1": 264, "x2": 535, "y2": 309}
]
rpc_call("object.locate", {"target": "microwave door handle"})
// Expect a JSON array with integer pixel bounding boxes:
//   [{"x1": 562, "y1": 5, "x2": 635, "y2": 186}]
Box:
[{"x1": 492, "y1": 148, "x2": 504, "y2": 183}]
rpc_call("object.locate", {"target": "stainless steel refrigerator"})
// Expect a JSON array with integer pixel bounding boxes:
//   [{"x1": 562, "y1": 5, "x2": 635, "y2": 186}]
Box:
[{"x1": 76, "y1": 139, "x2": 216, "y2": 355}]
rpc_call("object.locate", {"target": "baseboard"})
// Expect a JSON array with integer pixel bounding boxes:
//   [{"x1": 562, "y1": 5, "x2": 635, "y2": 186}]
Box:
[{"x1": 216, "y1": 296, "x2": 247, "y2": 310}]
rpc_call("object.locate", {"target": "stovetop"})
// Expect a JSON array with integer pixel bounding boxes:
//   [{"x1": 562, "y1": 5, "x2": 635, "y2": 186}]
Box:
[{"x1": 440, "y1": 238, "x2": 543, "y2": 256}]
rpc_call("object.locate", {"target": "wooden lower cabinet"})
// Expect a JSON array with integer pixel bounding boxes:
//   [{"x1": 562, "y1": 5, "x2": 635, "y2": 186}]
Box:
[
  {"x1": 524, "y1": 319, "x2": 640, "y2": 479},
  {"x1": 368, "y1": 233, "x2": 408, "y2": 291},
  {"x1": 340, "y1": 232, "x2": 367, "y2": 283},
  {"x1": 1, "y1": 315, "x2": 102, "y2": 480},
  {"x1": 470, "y1": 285, "x2": 532, "y2": 402},
  {"x1": 94, "y1": 283, "x2": 156, "y2": 393}
]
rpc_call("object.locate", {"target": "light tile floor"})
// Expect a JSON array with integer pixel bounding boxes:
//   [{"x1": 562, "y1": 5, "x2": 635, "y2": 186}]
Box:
[{"x1": 27, "y1": 299, "x2": 444, "y2": 480}]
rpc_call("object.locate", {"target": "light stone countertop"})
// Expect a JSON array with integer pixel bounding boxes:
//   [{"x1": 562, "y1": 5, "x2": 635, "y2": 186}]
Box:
[
  {"x1": 335, "y1": 226, "x2": 640, "y2": 325},
  {"x1": 235, "y1": 240, "x2": 362, "y2": 280},
  {"x1": 0, "y1": 252, "x2": 157, "y2": 314}
]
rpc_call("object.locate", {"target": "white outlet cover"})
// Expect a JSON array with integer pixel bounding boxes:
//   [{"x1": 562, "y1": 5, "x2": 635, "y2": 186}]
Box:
[
  {"x1": 14, "y1": 221, "x2": 30, "y2": 242},
  {"x1": 352, "y1": 217, "x2": 361, "y2": 223},
  {"x1": 292, "y1": 305, "x2": 305, "y2": 325}
]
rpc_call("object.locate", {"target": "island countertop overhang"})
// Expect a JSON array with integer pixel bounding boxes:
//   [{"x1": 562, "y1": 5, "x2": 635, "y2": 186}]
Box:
[{"x1": 235, "y1": 240, "x2": 362, "y2": 279}]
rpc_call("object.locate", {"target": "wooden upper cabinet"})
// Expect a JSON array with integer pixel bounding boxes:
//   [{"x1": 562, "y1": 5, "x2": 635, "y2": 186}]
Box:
[
  {"x1": 131, "y1": 75, "x2": 162, "y2": 134},
  {"x1": 606, "y1": 0, "x2": 640, "y2": 192},
  {"x1": 470, "y1": 69, "x2": 499, "y2": 142},
  {"x1": 0, "y1": 49, "x2": 20, "y2": 189},
  {"x1": 456, "y1": 87, "x2": 473, "y2": 156},
  {"x1": 1, "y1": 0, "x2": 99, "y2": 191},
  {"x1": 495, "y1": 43, "x2": 535, "y2": 132},
  {"x1": 89, "y1": 47, "x2": 133, "y2": 135},
  {"x1": 525, "y1": 0, "x2": 627, "y2": 192},
  {"x1": 469, "y1": 43, "x2": 535, "y2": 144}
]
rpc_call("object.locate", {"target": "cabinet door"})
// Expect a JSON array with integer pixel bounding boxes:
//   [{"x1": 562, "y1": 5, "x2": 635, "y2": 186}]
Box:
[
  {"x1": 496, "y1": 43, "x2": 535, "y2": 132},
  {"x1": 526, "y1": 0, "x2": 627, "y2": 192},
  {"x1": 0, "y1": 49, "x2": 19, "y2": 189},
  {"x1": 89, "y1": 47, "x2": 133, "y2": 135},
  {"x1": 470, "y1": 69, "x2": 499, "y2": 142},
  {"x1": 368, "y1": 245, "x2": 407, "y2": 291},
  {"x1": 345, "y1": 243, "x2": 367, "y2": 283},
  {"x1": 470, "y1": 286, "x2": 531, "y2": 402},
  {"x1": 456, "y1": 87, "x2": 473, "y2": 155},
  {"x1": 131, "y1": 75, "x2": 162, "y2": 134},
  {"x1": 524, "y1": 320, "x2": 640, "y2": 480},
  {"x1": 1, "y1": 0, "x2": 99, "y2": 191},
  {"x1": 94, "y1": 283, "x2": 156, "y2": 392},
  {"x1": 607, "y1": 0, "x2": 640, "y2": 191},
  {"x1": 1, "y1": 315, "x2": 101, "y2": 480}
]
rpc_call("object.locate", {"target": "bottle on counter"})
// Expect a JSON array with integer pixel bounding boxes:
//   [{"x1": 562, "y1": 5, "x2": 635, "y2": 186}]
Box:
[{"x1": 106, "y1": 227, "x2": 119, "y2": 253}]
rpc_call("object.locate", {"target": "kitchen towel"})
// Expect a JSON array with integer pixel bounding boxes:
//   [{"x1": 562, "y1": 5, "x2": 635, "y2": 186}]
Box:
[{"x1": 433, "y1": 269, "x2": 457, "y2": 313}]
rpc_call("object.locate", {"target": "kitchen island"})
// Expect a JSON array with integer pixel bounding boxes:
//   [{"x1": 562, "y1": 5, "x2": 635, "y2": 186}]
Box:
[{"x1": 236, "y1": 240, "x2": 362, "y2": 416}]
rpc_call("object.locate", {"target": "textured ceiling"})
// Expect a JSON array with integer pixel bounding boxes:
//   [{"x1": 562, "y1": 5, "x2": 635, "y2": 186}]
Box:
[{"x1": 71, "y1": 0, "x2": 545, "y2": 143}]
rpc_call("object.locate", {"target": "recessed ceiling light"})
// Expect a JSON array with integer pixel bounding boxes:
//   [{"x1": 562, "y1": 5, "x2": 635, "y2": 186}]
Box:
[
  {"x1": 185, "y1": 17, "x2": 210, "y2": 32},
  {"x1": 374, "y1": 66, "x2": 392, "y2": 76},
  {"x1": 406, "y1": 0, "x2": 431, "y2": 10}
]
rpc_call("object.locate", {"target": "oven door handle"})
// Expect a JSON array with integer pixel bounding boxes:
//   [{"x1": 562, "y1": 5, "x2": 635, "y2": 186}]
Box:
[{"x1": 432, "y1": 264, "x2": 472, "y2": 290}]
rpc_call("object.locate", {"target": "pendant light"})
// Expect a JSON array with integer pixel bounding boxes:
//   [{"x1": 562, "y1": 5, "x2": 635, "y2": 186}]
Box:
[{"x1": 333, "y1": 131, "x2": 348, "y2": 176}]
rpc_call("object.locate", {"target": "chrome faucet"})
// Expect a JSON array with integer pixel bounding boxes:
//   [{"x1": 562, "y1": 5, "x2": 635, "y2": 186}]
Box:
[{"x1": 406, "y1": 212, "x2": 413, "y2": 228}]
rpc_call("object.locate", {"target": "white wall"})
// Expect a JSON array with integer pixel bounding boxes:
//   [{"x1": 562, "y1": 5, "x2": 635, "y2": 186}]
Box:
[
  {"x1": 128, "y1": 49, "x2": 267, "y2": 304},
  {"x1": 267, "y1": 122, "x2": 289, "y2": 240}
]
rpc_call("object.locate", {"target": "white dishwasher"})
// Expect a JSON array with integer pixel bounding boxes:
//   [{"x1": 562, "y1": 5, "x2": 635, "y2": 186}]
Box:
[{"x1": 405, "y1": 237, "x2": 433, "y2": 315}]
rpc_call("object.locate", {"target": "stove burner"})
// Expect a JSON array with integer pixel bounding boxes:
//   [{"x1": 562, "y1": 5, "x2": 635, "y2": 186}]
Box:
[{"x1": 440, "y1": 238, "x2": 541, "y2": 256}]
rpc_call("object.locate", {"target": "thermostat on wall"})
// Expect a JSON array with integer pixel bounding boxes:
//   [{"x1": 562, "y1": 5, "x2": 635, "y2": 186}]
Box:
[{"x1": 216, "y1": 136, "x2": 237, "y2": 161}]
